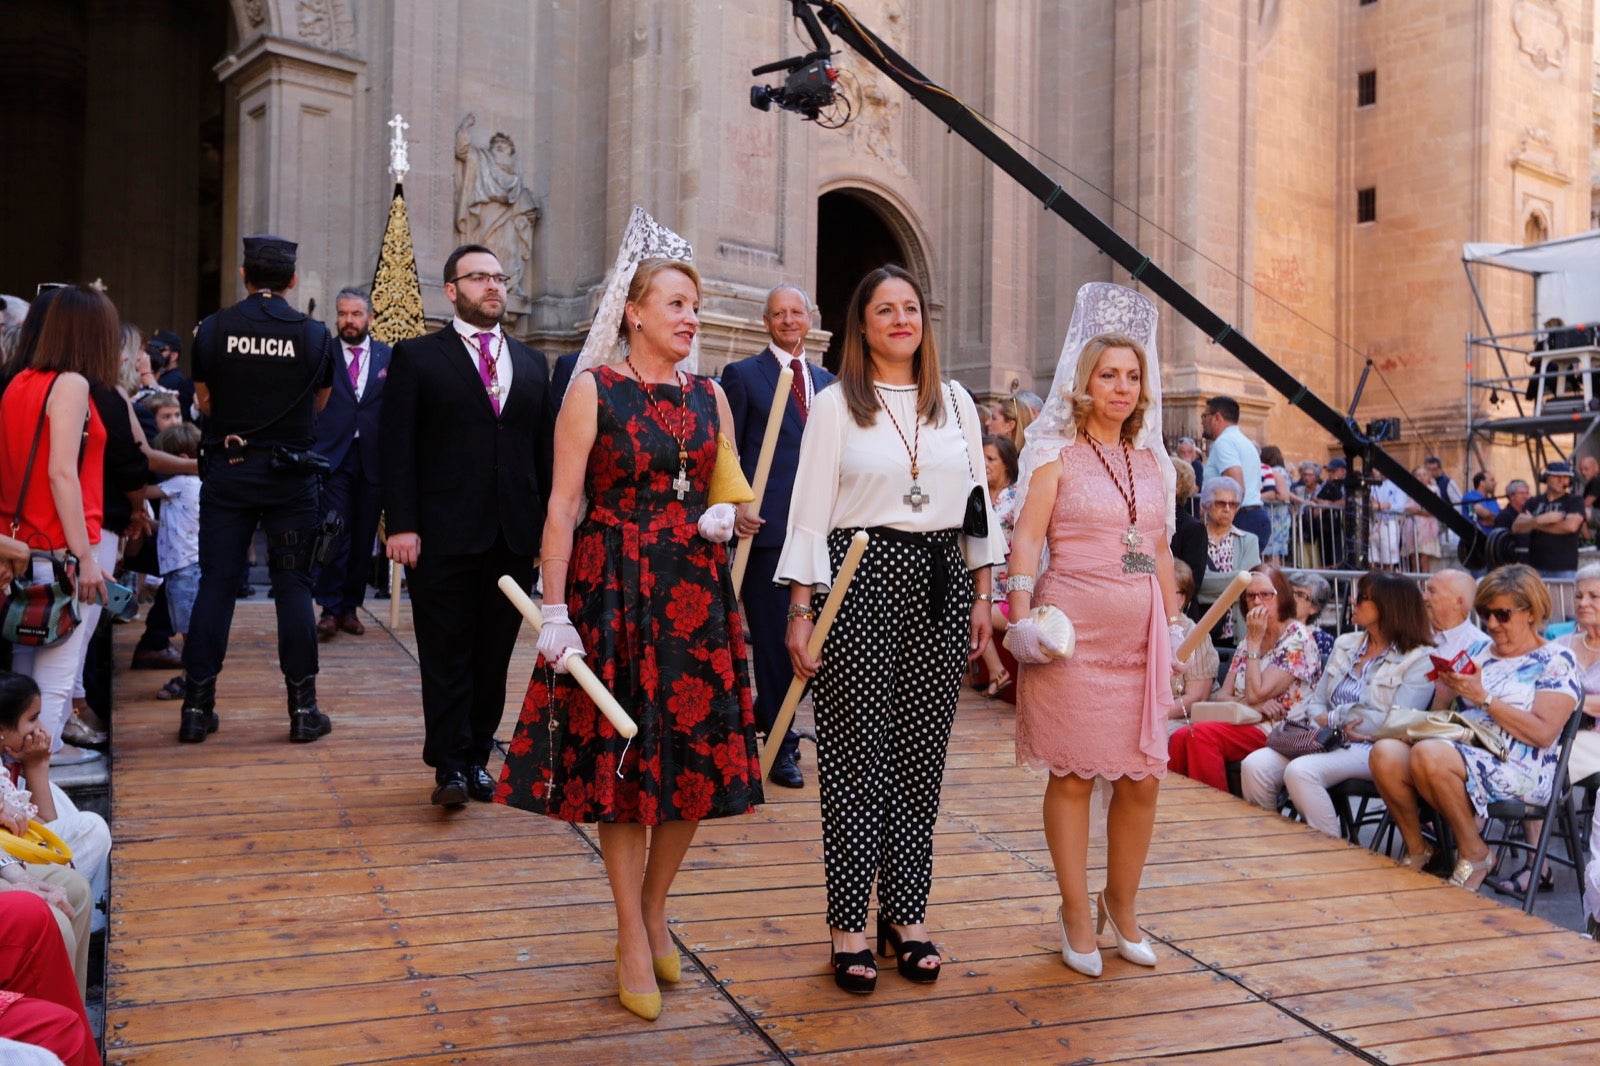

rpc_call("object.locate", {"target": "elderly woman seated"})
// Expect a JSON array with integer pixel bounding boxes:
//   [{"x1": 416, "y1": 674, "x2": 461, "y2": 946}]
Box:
[
  {"x1": 1169, "y1": 564, "x2": 1322, "y2": 792},
  {"x1": 1197, "y1": 475, "x2": 1262, "y2": 650},
  {"x1": 1168, "y1": 560, "x2": 1220, "y2": 731},
  {"x1": 1288, "y1": 570, "x2": 1336, "y2": 664},
  {"x1": 1371, "y1": 564, "x2": 1584, "y2": 888},
  {"x1": 1240, "y1": 571, "x2": 1436, "y2": 836}
]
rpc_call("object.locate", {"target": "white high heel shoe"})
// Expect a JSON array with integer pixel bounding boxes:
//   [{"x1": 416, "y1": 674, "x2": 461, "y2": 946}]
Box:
[
  {"x1": 1057, "y1": 906, "x2": 1102, "y2": 977},
  {"x1": 1096, "y1": 893, "x2": 1157, "y2": 967}
]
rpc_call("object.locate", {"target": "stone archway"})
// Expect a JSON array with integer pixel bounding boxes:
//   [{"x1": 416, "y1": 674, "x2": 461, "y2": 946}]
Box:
[{"x1": 815, "y1": 188, "x2": 930, "y2": 373}]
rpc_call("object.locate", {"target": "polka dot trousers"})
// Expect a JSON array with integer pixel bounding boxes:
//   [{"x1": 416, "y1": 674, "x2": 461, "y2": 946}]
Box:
[{"x1": 811, "y1": 527, "x2": 974, "y2": 933}]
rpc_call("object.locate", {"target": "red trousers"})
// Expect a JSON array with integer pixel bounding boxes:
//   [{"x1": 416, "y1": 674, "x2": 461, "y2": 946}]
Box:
[
  {"x1": 1167, "y1": 721, "x2": 1268, "y2": 793},
  {"x1": 0, "y1": 893, "x2": 99, "y2": 1066}
]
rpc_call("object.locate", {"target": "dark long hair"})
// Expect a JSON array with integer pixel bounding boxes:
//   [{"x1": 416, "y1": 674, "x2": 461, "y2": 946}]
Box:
[
  {"x1": 835, "y1": 264, "x2": 945, "y2": 429},
  {"x1": 30, "y1": 285, "x2": 120, "y2": 388},
  {"x1": 1355, "y1": 570, "x2": 1433, "y2": 652},
  {"x1": 0, "y1": 672, "x2": 40, "y2": 731}
]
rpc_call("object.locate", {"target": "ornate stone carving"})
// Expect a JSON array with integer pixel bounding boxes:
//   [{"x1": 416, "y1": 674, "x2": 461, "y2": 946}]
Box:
[
  {"x1": 296, "y1": 0, "x2": 355, "y2": 52},
  {"x1": 1511, "y1": 0, "x2": 1567, "y2": 74},
  {"x1": 1508, "y1": 125, "x2": 1569, "y2": 182},
  {"x1": 838, "y1": 0, "x2": 909, "y2": 178},
  {"x1": 454, "y1": 113, "x2": 541, "y2": 301},
  {"x1": 243, "y1": 0, "x2": 268, "y2": 28}
]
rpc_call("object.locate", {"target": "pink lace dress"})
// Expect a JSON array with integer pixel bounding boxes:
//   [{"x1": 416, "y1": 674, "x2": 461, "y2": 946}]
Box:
[{"x1": 1016, "y1": 441, "x2": 1172, "y2": 779}]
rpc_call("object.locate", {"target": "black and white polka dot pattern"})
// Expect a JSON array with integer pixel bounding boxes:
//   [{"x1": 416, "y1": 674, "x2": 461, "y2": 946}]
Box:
[{"x1": 811, "y1": 527, "x2": 974, "y2": 933}]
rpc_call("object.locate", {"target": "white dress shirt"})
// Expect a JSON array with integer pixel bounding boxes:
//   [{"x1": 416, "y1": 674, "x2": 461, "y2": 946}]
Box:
[
  {"x1": 769, "y1": 344, "x2": 814, "y2": 407},
  {"x1": 343, "y1": 342, "x2": 370, "y2": 401},
  {"x1": 451, "y1": 316, "x2": 514, "y2": 404},
  {"x1": 775, "y1": 381, "x2": 1006, "y2": 589}
]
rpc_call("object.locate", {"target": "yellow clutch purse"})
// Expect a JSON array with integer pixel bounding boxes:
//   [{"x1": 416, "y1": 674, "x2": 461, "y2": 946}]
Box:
[
  {"x1": 708, "y1": 434, "x2": 755, "y2": 505},
  {"x1": 0, "y1": 820, "x2": 74, "y2": 865}
]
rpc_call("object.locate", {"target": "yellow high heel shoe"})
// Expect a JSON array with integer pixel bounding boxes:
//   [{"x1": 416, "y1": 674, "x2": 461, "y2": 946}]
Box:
[
  {"x1": 615, "y1": 945, "x2": 662, "y2": 1021},
  {"x1": 652, "y1": 952, "x2": 681, "y2": 983}
]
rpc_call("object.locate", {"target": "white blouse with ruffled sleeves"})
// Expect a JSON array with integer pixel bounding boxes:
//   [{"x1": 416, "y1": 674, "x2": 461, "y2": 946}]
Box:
[{"x1": 774, "y1": 381, "x2": 1006, "y2": 590}]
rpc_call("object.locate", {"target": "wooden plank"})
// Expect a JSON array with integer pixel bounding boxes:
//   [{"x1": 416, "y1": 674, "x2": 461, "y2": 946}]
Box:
[{"x1": 107, "y1": 606, "x2": 1600, "y2": 1063}]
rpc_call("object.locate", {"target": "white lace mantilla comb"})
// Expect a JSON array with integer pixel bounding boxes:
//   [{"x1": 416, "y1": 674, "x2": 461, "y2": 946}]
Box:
[{"x1": 567, "y1": 205, "x2": 698, "y2": 399}]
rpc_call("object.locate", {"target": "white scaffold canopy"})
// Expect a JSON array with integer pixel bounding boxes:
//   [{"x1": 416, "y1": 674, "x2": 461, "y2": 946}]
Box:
[{"x1": 1464, "y1": 229, "x2": 1600, "y2": 328}]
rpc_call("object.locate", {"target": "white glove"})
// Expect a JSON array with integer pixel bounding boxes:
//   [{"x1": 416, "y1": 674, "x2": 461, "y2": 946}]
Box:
[
  {"x1": 697, "y1": 502, "x2": 737, "y2": 544},
  {"x1": 1168, "y1": 623, "x2": 1192, "y2": 676},
  {"x1": 537, "y1": 603, "x2": 586, "y2": 675},
  {"x1": 1003, "y1": 617, "x2": 1059, "y2": 664}
]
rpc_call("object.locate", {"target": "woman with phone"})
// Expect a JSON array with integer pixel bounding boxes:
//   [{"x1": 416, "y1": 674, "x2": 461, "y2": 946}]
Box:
[
  {"x1": 1238, "y1": 570, "x2": 1435, "y2": 836},
  {"x1": 1371, "y1": 564, "x2": 1583, "y2": 888}
]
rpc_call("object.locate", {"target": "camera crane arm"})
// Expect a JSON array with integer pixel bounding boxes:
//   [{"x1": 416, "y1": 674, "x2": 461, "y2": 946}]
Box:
[{"x1": 757, "y1": 1, "x2": 1498, "y2": 568}]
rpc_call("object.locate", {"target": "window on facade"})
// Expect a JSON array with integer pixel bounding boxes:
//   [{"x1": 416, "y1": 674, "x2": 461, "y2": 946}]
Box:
[
  {"x1": 1357, "y1": 70, "x2": 1376, "y2": 107},
  {"x1": 1357, "y1": 188, "x2": 1376, "y2": 223}
]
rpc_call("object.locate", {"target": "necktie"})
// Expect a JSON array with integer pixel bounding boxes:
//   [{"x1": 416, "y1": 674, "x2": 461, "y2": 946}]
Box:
[
  {"x1": 475, "y1": 332, "x2": 501, "y2": 416},
  {"x1": 347, "y1": 346, "x2": 362, "y2": 392},
  {"x1": 789, "y1": 358, "x2": 808, "y2": 422}
]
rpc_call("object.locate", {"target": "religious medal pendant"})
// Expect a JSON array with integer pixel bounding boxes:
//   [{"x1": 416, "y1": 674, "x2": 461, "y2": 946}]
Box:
[
  {"x1": 672, "y1": 450, "x2": 691, "y2": 501},
  {"x1": 1121, "y1": 525, "x2": 1155, "y2": 574},
  {"x1": 903, "y1": 464, "x2": 929, "y2": 513}
]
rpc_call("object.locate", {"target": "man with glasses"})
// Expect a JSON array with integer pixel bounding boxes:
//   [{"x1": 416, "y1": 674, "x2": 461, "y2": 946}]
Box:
[
  {"x1": 382, "y1": 244, "x2": 552, "y2": 808},
  {"x1": 1200, "y1": 396, "x2": 1270, "y2": 547}
]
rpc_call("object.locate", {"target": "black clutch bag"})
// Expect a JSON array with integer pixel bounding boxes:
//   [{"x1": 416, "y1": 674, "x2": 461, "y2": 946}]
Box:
[{"x1": 963, "y1": 485, "x2": 989, "y2": 537}]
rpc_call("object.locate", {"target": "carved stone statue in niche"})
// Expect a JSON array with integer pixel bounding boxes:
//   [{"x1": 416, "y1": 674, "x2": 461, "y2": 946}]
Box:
[{"x1": 454, "y1": 113, "x2": 541, "y2": 302}]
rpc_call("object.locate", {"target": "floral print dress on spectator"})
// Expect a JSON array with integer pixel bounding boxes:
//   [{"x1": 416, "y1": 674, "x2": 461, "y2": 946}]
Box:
[
  {"x1": 497, "y1": 366, "x2": 762, "y2": 825},
  {"x1": 1451, "y1": 644, "x2": 1583, "y2": 814}
]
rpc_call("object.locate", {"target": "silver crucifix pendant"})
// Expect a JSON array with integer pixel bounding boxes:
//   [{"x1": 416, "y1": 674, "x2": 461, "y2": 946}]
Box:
[
  {"x1": 904, "y1": 482, "x2": 930, "y2": 513},
  {"x1": 672, "y1": 465, "x2": 691, "y2": 501},
  {"x1": 1121, "y1": 525, "x2": 1154, "y2": 573}
]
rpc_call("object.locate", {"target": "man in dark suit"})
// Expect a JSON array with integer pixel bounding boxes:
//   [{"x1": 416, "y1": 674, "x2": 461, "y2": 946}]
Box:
[
  {"x1": 546, "y1": 351, "x2": 579, "y2": 419},
  {"x1": 720, "y1": 284, "x2": 835, "y2": 789},
  {"x1": 313, "y1": 287, "x2": 391, "y2": 640},
  {"x1": 382, "y1": 245, "x2": 552, "y2": 807}
]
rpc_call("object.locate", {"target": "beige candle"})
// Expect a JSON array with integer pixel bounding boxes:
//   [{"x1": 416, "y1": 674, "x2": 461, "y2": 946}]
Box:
[{"x1": 497, "y1": 575, "x2": 639, "y2": 739}]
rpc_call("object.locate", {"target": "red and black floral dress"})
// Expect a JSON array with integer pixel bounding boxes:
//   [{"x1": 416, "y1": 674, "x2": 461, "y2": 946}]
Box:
[{"x1": 496, "y1": 365, "x2": 762, "y2": 824}]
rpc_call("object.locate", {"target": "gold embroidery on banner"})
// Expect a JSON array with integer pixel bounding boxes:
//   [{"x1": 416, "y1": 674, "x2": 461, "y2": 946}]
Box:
[{"x1": 370, "y1": 187, "x2": 426, "y2": 346}]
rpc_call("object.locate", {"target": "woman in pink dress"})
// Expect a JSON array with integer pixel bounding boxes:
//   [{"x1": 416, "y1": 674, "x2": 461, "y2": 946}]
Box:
[{"x1": 1005, "y1": 292, "x2": 1183, "y2": 979}]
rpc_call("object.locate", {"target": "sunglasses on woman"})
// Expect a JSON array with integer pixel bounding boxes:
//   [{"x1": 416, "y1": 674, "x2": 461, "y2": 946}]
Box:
[{"x1": 1481, "y1": 607, "x2": 1523, "y2": 624}]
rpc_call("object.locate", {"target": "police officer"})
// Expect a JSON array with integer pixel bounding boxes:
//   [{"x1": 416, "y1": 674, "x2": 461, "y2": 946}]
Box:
[{"x1": 178, "y1": 234, "x2": 337, "y2": 744}]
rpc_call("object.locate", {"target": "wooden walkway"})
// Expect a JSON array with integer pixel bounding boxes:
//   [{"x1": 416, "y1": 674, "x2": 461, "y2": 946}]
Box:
[{"x1": 104, "y1": 603, "x2": 1600, "y2": 1063}]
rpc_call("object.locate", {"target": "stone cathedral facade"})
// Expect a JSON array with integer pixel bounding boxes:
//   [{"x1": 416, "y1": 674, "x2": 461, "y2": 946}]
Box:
[{"x1": 2, "y1": 0, "x2": 1595, "y2": 467}]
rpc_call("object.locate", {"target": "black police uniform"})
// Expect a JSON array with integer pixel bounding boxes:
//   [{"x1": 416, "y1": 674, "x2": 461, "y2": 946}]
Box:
[{"x1": 180, "y1": 289, "x2": 336, "y2": 743}]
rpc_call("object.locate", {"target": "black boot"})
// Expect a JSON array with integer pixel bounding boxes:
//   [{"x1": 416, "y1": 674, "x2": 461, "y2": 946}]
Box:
[
  {"x1": 287, "y1": 675, "x2": 333, "y2": 743},
  {"x1": 178, "y1": 675, "x2": 219, "y2": 743}
]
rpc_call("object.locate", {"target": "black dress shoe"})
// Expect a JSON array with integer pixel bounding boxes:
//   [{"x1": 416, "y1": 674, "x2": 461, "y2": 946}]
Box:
[
  {"x1": 131, "y1": 645, "x2": 183, "y2": 670},
  {"x1": 466, "y1": 765, "x2": 496, "y2": 802},
  {"x1": 432, "y1": 771, "x2": 469, "y2": 807},
  {"x1": 767, "y1": 750, "x2": 804, "y2": 789}
]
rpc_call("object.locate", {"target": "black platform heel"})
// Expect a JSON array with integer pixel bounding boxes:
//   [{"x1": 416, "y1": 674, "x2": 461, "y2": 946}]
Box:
[
  {"x1": 876, "y1": 915, "x2": 942, "y2": 983},
  {"x1": 829, "y1": 940, "x2": 877, "y2": 994}
]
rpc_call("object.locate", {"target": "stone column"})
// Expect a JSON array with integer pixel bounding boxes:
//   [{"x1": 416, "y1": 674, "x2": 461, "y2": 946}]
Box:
[{"x1": 214, "y1": 35, "x2": 364, "y2": 314}]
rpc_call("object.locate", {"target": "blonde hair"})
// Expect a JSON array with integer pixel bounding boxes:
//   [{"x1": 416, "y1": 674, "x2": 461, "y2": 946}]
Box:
[
  {"x1": 1171, "y1": 455, "x2": 1196, "y2": 498},
  {"x1": 1474, "y1": 563, "x2": 1552, "y2": 629},
  {"x1": 1069, "y1": 332, "x2": 1151, "y2": 444},
  {"x1": 619, "y1": 258, "x2": 702, "y2": 340}
]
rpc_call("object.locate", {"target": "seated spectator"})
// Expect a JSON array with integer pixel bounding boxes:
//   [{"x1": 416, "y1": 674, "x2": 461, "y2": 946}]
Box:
[
  {"x1": 1287, "y1": 571, "x2": 1336, "y2": 664},
  {"x1": 1460, "y1": 471, "x2": 1500, "y2": 533},
  {"x1": 0, "y1": 893, "x2": 100, "y2": 1066},
  {"x1": 1371, "y1": 564, "x2": 1582, "y2": 888},
  {"x1": 1168, "y1": 564, "x2": 1323, "y2": 793},
  {"x1": 1196, "y1": 475, "x2": 1260, "y2": 647},
  {"x1": 0, "y1": 674, "x2": 111, "y2": 942},
  {"x1": 0, "y1": 791, "x2": 91, "y2": 999},
  {"x1": 1168, "y1": 560, "x2": 1219, "y2": 731},
  {"x1": 1240, "y1": 571, "x2": 1436, "y2": 836},
  {"x1": 1519, "y1": 564, "x2": 1600, "y2": 901}
]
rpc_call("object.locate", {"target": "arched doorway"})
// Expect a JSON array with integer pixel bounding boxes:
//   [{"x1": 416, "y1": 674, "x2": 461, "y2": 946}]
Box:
[{"x1": 815, "y1": 190, "x2": 914, "y2": 373}]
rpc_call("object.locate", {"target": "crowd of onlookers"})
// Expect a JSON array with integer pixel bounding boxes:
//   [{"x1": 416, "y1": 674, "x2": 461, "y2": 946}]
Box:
[{"x1": 0, "y1": 287, "x2": 203, "y2": 1065}]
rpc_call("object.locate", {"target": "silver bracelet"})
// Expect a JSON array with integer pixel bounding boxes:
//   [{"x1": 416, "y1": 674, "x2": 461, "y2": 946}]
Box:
[{"x1": 1006, "y1": 575, "x2": 1035, "y2": 594}]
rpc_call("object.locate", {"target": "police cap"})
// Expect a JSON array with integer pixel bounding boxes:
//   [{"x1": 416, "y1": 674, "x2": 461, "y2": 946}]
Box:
[
  {"x1": 150, "y1": 329, "x2": 183, "y2": 353},
  {"x1": 242, "y1": 234, "x2": 298, "y2": 270}
]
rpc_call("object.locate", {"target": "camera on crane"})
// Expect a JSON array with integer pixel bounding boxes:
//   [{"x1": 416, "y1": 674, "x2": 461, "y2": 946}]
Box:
[{"x1": 750, "y1": 56, "x2": 838, "y2": 119}]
